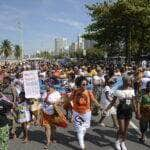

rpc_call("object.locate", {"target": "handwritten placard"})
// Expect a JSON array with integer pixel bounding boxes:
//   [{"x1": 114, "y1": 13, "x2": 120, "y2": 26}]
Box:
[{"x1": 23, "y1": 70, "x2": 40, "y2": 99}]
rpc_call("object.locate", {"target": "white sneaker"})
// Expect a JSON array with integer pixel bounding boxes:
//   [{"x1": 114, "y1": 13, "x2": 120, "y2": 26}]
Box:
[
  {"x1": 99, "y1": 123, "x2": 105, "y2": 127},
  {"x1": 115, "y1": 140, "x2": 121, "y2": 150},
  {"x1": 121, "y1": 141, "x2": 127, "y2": 150}
]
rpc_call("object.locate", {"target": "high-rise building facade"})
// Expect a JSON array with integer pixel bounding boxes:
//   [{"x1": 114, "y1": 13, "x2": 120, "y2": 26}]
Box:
[
  {"x1": 55, "y1": 37, "x2": 68, "y2": 55},
  {"x1": 77, "y1": 35, "x2": 84, "y2": 50},
  {"x1": 77, "y1": 35, "x2": 95, "y2": 50},
  {"x1": 69, "y1": 42, "x2": 78, "y2": 52}
]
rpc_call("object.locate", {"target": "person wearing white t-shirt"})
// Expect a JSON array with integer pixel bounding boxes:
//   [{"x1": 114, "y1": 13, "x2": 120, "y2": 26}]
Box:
[
  {"x1": 141, "y1": 71, "x2": 150, "y2": 92},
  {"x1": 41, "y1": 84, "x2": 61, "y2": 149},
  {"x1": 99, "y1": 75, "x2": 118, "y2": 128},
  {"x1": 142, "y1": 60, "x2": 147, "y2": 69}
]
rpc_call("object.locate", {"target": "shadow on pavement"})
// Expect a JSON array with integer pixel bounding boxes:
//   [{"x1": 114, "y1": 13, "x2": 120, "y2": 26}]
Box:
[
  {"x1": 55, "y1": 131, "x2": 81, "y2": 150},
  {"x1": 68, "y1": 129, "x2": 116, "y2": 149},
  {"x1": 92, "y1": 128, "x2": 116, "y2": 149},
  {"x1": 128, "y1": 129, "x2": 150, "y2": 149},
  {"x1": 29, "y1": 129, "x2": 46, "y2": 144}
]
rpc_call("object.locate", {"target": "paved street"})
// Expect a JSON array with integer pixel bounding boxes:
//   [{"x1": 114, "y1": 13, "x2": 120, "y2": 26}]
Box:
[{"x1": 9, "y1": 116, "x2": 150, "y2": 150}]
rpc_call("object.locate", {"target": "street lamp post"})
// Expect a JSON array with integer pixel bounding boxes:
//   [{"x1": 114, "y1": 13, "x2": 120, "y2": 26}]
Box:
[{"x1": 17, "y1": 21, "x2": 24, "y2": 61}]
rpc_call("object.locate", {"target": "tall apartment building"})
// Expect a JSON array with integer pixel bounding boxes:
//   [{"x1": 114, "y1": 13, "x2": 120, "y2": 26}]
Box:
[
  {"x1": 77, "y1": 35, "x2": 95, "y2": 50},
  {"x1": 77, "y1": 35, "x2": 84, "y2": 50},
  {"x1": 54, "y1": 37, "x2": 68, "y2": 55},
  {"x1": 69, "y1": 42, "x2": 78, "y2": 52}
]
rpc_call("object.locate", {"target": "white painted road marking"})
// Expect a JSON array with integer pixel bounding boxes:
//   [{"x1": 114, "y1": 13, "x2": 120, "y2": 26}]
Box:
[{"x1": 130, "y1": 121, "x2": 141, "y2": 134}]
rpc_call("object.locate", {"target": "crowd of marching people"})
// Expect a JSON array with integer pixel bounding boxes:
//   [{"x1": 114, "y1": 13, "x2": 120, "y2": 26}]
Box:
[{"x1": 0, "y1": 60, "x2": 150, "y2": 150}]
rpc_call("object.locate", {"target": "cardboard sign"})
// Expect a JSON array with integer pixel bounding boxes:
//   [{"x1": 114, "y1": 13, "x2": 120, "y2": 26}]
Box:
[{"x1": 23, "y1": 70, "x2": 40, "y2": 99}]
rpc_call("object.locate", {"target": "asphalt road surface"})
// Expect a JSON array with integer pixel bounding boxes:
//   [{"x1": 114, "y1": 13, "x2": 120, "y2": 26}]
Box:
[{"x1": 9, "y1": 116, "x2": 150, "y2": 150}]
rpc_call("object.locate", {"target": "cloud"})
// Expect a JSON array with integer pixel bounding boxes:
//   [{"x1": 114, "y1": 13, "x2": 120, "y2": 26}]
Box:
[
  {"x1": 0, "y1": 4, "x2": 29, "y2": 32},
  {"x1": 48, "y1": 17, "x2": 84, "y2": 29}
]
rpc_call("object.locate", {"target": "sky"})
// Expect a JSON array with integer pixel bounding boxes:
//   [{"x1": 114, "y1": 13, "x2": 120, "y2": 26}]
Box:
[{"x1": 0, "y1": 0, "x2": 100, "y2": 54}]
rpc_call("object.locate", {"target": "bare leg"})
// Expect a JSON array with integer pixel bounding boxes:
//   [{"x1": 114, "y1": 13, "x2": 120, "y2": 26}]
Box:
[
  {"x1": 11, "y1": 116, "x2": 17, "y2": 139},
  {"x1": 111, "y1": 114, "x2": 118, "y2": 128},
  {"x1": 99, "y1": 116, "x2": 106, "y2": 124},
  {"x1": 117, "y1": 119, "x2": 125, "y2": 141},
  {"x1": 122, "y1": 119, "x2": 130, "y2": 141},
  {"x1": 115, "y1": 119, "x2": 125, "y2": 150},
  {"x1": 51, "y1": 125, "x2": 56, "y2": 143},
  {"x1": 140, "y1": 119, "x2": 148, "y2": 141},
  {"x1": 45, "y1": 124, "x2": 52, "y2": 145},
  {"x1": 22, "y1": 122, "x2": 29, "y2": 143}
]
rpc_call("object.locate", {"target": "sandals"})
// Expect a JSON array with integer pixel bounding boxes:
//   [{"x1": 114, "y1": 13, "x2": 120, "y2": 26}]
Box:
[
  {"x1": 12, "y1": 133, "x2": 17, "y2": 140},
  {"x1": 44, "y1": 145, "x2": 48, "y2": 149},
  {"x1": 52, "y1": 140, "x2": 57, "y2": 143},
  {"x1": 22, "y1": 138, "x2": 29, "y2": 143},
  {"x1": 139, "y1": 137, "x2": 146, "y2": 143}
]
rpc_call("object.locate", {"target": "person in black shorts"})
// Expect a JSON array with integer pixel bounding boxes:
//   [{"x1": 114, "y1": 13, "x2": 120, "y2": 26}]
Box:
[{"x1": 105, "y1": 76, "x2": 137, "y2": 150}]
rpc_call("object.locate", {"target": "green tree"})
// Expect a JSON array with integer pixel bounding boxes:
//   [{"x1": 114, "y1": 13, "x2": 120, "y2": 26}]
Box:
[
  {"x1": 75, "y1": 49, "x2": 84, "y2": 58},
  {"x1": 14, "y1": 45, "x2": 22, "y2": 60},
  {"x1": 86, "y1": 48, "x2": 104, "y2": 60},
  {"x1": 57, "y1": 51, "x2": 68, "y2": 59},
  {"x1": 0, "y1": 39, "x2": 13, "y2": 61},
  {"x1": 84, "y1": 0, "x2": 150, "y2": 62},
  {"x1": 69, "y1": 51, "x2": 76, "y2": 58},
  {"x1": 38, "y1": 51, "x2": 52, "y2": 60}
]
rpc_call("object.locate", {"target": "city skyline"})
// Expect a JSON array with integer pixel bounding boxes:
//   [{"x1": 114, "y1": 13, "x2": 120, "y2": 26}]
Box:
[{"x1": 0, "y1": 0, "x2": 100, "y2": 55}]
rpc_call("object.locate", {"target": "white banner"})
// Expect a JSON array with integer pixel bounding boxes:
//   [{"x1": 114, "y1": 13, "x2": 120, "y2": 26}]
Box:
[{"x1": 23, "y1": 70, "x2": 40, "y2": 99}]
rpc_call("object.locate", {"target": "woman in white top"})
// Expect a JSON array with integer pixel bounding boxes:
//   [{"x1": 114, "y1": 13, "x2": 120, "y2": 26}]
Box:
[
  {"x1": 41, "y1": 84, "x2": 61, "y2": 149},
  {"x1": 105, "y1": 76, "x2": 137, "y2": 150},
  {"x1": 16, "y1": 91, "x2": 31, "y2": 143}
]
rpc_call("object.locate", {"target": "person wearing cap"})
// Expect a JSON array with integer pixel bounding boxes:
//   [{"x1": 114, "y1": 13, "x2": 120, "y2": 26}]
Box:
[
  {"x1": 105, "y1": 76, "x2": 137, "y2": 150},
  {"x1": 41, "y1": 84, "x2": 61, "y2": 149}
]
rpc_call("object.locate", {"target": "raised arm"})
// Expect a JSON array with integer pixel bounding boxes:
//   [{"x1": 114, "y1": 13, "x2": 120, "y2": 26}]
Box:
[{"x1": 105, "y1": 96, "x2": 117, "y2": 112}]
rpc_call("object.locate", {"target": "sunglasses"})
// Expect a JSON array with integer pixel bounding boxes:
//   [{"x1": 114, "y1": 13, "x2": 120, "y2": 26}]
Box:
[{"x1": 81, "y1": 83, "x2": 88, "y2": 86}]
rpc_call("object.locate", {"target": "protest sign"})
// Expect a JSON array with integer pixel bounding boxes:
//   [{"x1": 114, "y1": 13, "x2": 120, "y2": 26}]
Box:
[{"x1": 23, "y1": 70, "x2": 40, "y2": 99}]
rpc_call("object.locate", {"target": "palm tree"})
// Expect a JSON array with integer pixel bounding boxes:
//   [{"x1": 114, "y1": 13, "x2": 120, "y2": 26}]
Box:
[
  {"x1": 0, "y1": 39, "x2": 12, "y2": 61},
  {"x1": 14, "y1": 45, "x2": 22, "y2": 60}
]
